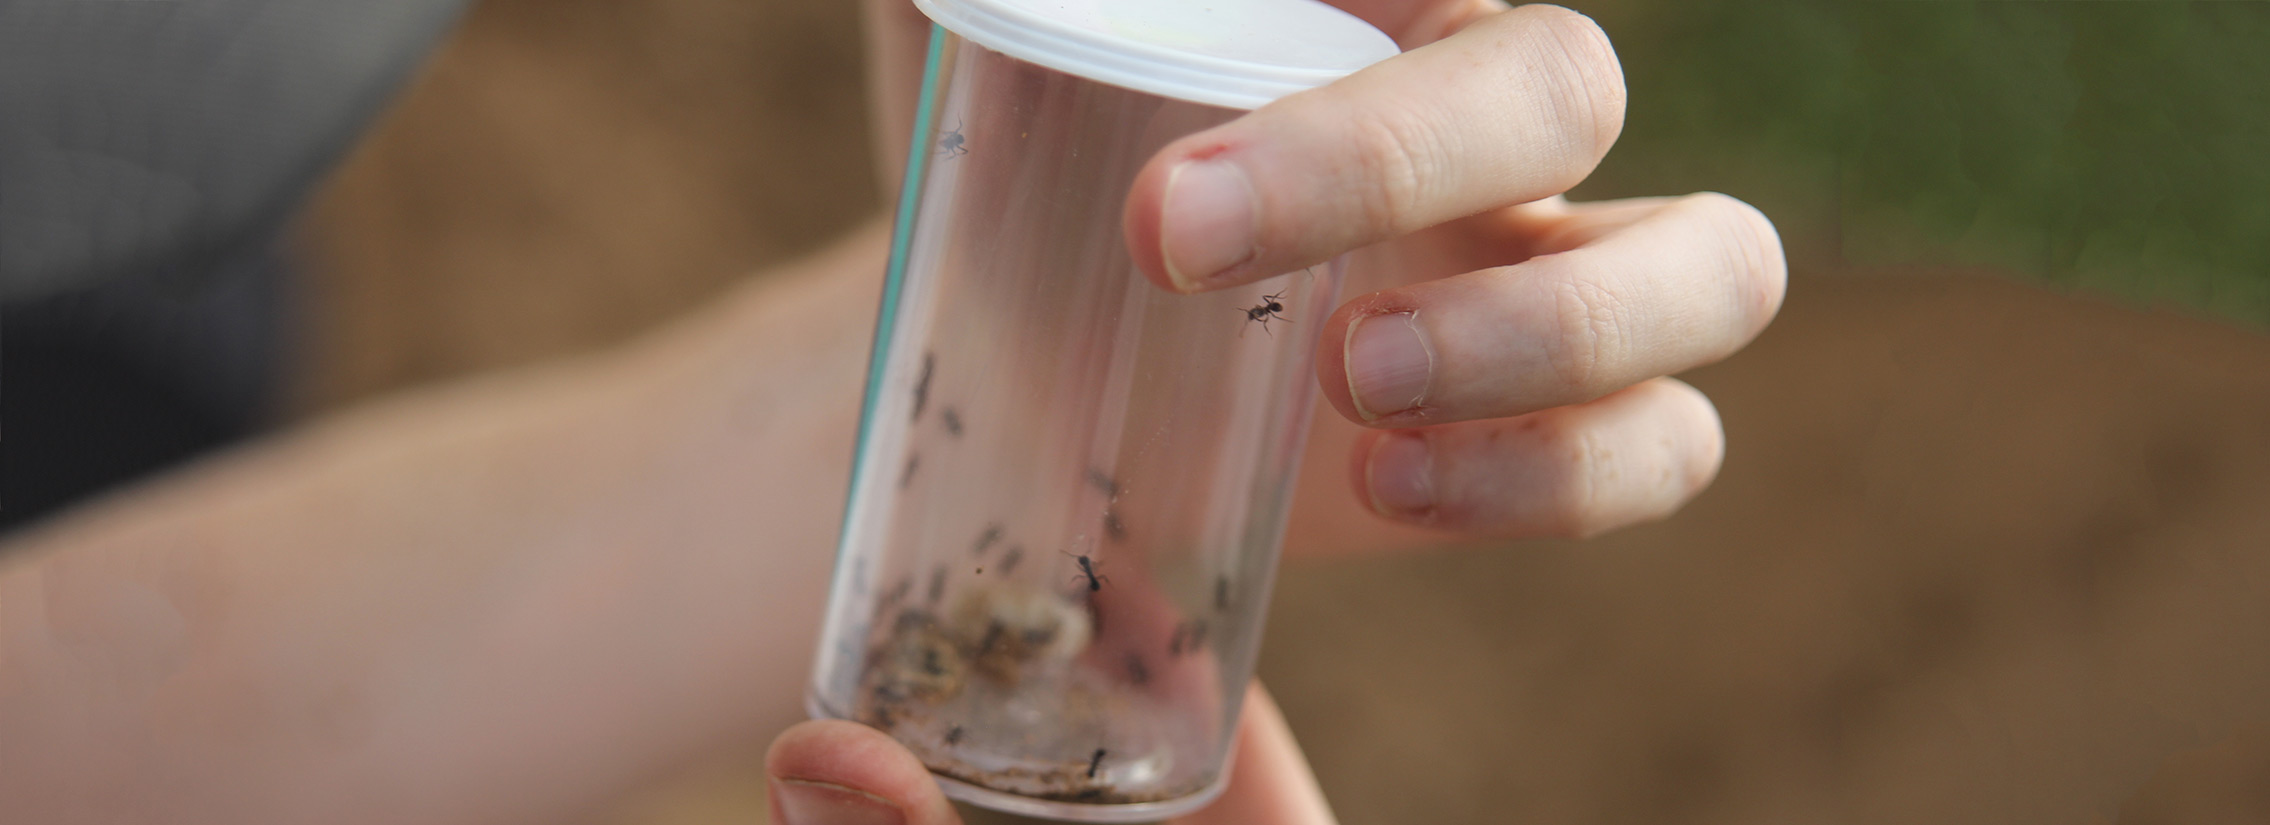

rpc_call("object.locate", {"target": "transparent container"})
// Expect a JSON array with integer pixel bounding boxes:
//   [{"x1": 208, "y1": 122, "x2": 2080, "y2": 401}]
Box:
[{"x1": 807, "y1": 1, "x2": 1396, "y2": 820}]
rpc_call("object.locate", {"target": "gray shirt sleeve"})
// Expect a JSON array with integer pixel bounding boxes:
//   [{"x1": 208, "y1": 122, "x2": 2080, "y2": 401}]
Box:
[{"x1": 0, "y1": 0, "x2": 469, "y2": 298}]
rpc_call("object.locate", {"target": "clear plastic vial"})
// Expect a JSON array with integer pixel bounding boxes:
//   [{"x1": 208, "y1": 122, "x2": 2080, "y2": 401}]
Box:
[{"x1": 807, "y1": 0, "x2": 1397, "y2": 820}]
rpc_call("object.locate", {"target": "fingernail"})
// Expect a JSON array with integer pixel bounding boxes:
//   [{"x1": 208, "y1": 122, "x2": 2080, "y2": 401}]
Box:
[
  {"x1": 1345, "y1": 311, "x2": 1434, "y2": 420},
  {"x1": 771, "y1": 778, "x2": 906, "y2": 825},
  {"x1": 1366, "y1": 431, "x2": 1435, "y2": 517},
  {"x1": 1160, "y1": 159, "x2": 1257, "y2": 290}
]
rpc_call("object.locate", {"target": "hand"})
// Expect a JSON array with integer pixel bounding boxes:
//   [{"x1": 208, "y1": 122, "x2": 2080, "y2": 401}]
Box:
[
  {"x1": 1116, "y1": 2, "x2": 1787, "y2": 555},
  {"x1": 764, "y1": 683, "x2": 1335, "y2": 825}
]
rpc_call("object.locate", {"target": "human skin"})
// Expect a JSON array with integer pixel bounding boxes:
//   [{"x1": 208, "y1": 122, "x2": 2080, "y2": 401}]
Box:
[
  {"x1": 0, "y1": 1, "x2": 1782, "y2": 824},
  {"x1": 777, "y1": 2, "x2": 1784, "y2": 823}
]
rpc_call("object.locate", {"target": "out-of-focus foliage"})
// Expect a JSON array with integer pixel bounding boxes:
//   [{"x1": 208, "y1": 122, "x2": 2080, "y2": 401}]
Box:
[{"x1": 1576, "y1": 1, "x2": 2270, "y2": 325}]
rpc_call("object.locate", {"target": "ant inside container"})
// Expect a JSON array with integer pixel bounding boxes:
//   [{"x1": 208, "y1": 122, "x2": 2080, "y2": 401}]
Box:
[{"x1": 809, "y1": 0, "x2": 1393, "y2": 816}]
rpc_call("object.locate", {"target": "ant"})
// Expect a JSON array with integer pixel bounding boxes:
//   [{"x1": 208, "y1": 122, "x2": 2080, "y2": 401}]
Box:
[
  {"x1": 971, "y1": 523, "x2": 1003, "y2": 556},
  {"x1": 937, "y1": 119, "x2": 968, "y2": 158},
  {"x1": 1065, "y1": 549, "x2": 1108, "y2": 592},
  {"x1": 945, "y1": 725, "x2": 965, "y2": 746},
  {"x1": 1240, "y1": 291, "x2": 1291, "y2": 337},
  {"x1": 911, "y1": 352, "x2": 935, "y2": 421},
  {"x1": 1087, "y1": 748, "x2": 1107, "y2": 779}
]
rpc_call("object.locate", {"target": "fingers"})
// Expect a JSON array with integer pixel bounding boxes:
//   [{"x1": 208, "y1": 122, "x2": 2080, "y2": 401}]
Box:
[
  {"x1": 1124, "y1": 4, "x2": 1625, "y2": 293},
  {"x1": 1177, "y1": 684, "x2": 1338, "y2": 825},
  {"x1": 766, "y1": 719, "x2": 961, "y2": 825},
  {"x1": 1351, "y1": 378, "x2": 1724, "y2": 537},
  {"x1": 1319, "y1": 192, "x2": 1785, "y2": 425}
]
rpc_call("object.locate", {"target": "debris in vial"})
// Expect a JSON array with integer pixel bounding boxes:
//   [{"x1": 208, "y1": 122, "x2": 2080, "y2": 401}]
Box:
[
  {"x1": 1087, "y1": 748, "x2": 1107, "y2": 779},
  {"x1": 1240, "y1": 290, "x2": 1292, "y2": 337},
  {"x1": 900, "y1": 454, "x2": 921, "y2": 489},
  {"x1": 911, "y1": 352, "x2": 936, "y2": 421},
  {"x1": 937, "y1": 119, "x2": 968, "y2": 158},
  {"x1": 998, "y1": 546, "x2": 1024, "y2": 574},
  {"x1": 947, "y1": 581, "x2": 1091, "y2": 683},
  {"x1": 941, "y1": 407, "x2": 964, "y2": 437},
  {"x1": 1215, "y1": 575, "x2": 1230, "y2": 612},
  {"x1": 1101, "y1": 509, "x2": 1127, "y2": 542},
  {"x1": 971, "y1": 523, "x2": 1004, "y2": 556},
  {"x1": 1126, "y1": 653, "x2": 1150, "y2": 686},
  {"x1": 1085, "y1": 468, "x2": 1121, "y2": 499},
  {"x1": 927, "y1": 566, "x2": 947, "y2": 604},
  {"x1": 945, "y1": 725, "x2": 965, "y2": 745}
]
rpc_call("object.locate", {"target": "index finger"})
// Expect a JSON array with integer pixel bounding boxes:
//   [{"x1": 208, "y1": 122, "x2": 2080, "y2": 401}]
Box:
[{"x1": 1123, "y1": 4, "x2": 1625, "y2": 293}]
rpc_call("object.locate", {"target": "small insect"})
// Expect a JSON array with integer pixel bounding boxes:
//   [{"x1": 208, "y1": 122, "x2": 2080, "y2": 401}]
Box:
[
  {"x1": 1085, "y1": 468, "x2": 1121, "y2": 499},
  {"x1": 1215, "y1": 576, "x2": 1230, "y2": 612},
  {"x1": 1087, "y1": 748, "x2": 1107, "y2": 779},
  {"x1": 900, "y1": 454, "x2": 921, "y2": 489},
  {"x1": 971, "y1": 523, "x2": 1004, "y2": 556},
  {"x1": 1125, "y1": 653, "x2": 1150, "y2": 686},
  {"x1": 926, "y1": 566, "x2": 947, "y2": 604},
  {"x1": 998, "y1": 546, "x2": 1024, "y2": 574},
  {"x1": 1169, "y1": 619, "x2": 1209, "y2": 657},
  {"x1": 945, "y1": 725, "x2": 965, "y2": 745},
  {"x1": 1101, "y1": 509, "x2": 1127, "y2": 543},
  {"x1": 911, "y1": 352, "x2": 936, "y2": 421},
  {"x1": 937, "y1": 119, "x2": 968, "y2": 158},
  {"x1": 1240, "y1": 291, "x2": 1292, "y2": 337},
  {"x1": 1069, "y1": 553, "x2": 1109, "y2": 592},
  {"x1": 941, "y1": 407, "x2": 964, "y2": 437}
]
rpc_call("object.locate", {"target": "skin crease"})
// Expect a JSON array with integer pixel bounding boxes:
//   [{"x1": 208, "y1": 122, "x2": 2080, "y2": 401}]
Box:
[{"x1": 0, "y1": 1, "x2": 1778, "y2": 823}]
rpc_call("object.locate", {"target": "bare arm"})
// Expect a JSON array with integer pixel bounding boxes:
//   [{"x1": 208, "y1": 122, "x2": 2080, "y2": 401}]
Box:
[{"x1": 0, "y1": 223, "x2": 888, "y2": 825}]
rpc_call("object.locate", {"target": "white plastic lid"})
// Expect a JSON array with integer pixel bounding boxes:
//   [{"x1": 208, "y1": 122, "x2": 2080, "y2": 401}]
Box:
[{"x1": 911, "y1": 0, "x2": 1401, "y2": 110}]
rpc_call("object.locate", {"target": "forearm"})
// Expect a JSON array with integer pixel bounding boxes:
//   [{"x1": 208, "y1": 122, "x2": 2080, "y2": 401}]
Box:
[{"x1": 0, "y1": 223, "x2": 887, "y2": 824}]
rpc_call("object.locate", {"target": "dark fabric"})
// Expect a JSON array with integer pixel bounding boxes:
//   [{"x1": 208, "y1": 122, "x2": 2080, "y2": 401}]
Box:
[
  {"x1": 0, "y1": 0, "x2": 471, "y2": 298},
  {"x1": 0, "y1": 0, "x2": 468, "y2": 530}
]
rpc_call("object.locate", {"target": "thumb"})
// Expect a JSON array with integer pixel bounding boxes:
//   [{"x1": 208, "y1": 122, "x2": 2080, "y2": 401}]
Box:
[{"x1": 766, "y1": 719, "x2": 962, "y2": 825}]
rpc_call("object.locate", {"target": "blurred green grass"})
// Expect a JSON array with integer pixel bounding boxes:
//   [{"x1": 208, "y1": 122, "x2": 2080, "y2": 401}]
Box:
[{"x1": 1572, "y1": 1, "x2": 2270, "y2": 326}]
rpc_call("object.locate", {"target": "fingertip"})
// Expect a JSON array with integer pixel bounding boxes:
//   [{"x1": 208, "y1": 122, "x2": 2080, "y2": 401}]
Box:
[
  {"x1": 1124, "y1": 152, "x2": 1177, "y2": 292},
  {"x1": 767, "y1": 720, "x2": 957, "y2": 825}
]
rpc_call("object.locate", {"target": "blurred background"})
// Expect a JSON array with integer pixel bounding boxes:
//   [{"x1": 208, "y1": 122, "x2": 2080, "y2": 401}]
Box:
[{"x1": 6, "y1": 0, "x2": 2268, "y2": 822}]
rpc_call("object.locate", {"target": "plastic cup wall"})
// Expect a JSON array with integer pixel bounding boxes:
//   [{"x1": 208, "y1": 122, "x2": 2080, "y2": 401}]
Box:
[{"x1": 810, "y1": 27, "x2": 1340, "y2": 822}]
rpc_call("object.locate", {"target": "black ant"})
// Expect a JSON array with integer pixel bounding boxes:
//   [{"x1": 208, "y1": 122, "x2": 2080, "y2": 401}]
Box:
[
  {"x1": 1066, "y1": 550, "x2": 1108, "y2": 592},
  {"x1": 1087, "y1": 748, "x2": 1107, "y2": 779},
  {"x1": 937, "y1": 119, "x2": 968, "y2": 158},
  {"x1": 911, "y1": 352, "x2": 935, "y2": 421},
  {"x1": 945, "y1": 725, "x2": 965, "y2": 745},
  {"x1": 971, "y1": 523, "x2": 1003, "y2": 556},
  {"x1": 1086, "y1": 468, "x2": 1121, "y2": 499},
  {"x1": 1240, "y1": 291, "x2": 1291, "y2": 337}
]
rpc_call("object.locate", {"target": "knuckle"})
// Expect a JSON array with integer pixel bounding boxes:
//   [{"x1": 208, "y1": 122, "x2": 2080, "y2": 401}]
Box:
[
  {"x1": 1528, "y1": 414, "x2": 1614, "y2": 538},
  {"x1": 1546, "y1": 275, "x2": 1629, "y2": 397},
  {"x1": 1519, "y1": 6, "x2": 1626, "y2": 176},
  {"x1": 1344, "y1": 104, "x2": 1444, "y2": 237}
]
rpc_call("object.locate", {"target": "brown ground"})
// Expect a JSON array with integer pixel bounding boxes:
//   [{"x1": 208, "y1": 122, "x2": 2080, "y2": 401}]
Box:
[{"x1": 296, "y1": 1, "x2": 2270, "y2": 822}]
